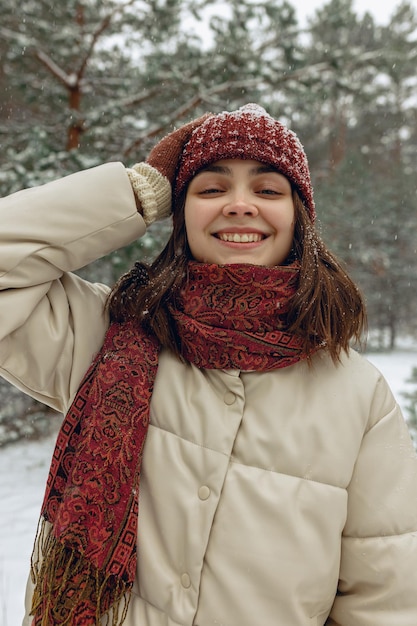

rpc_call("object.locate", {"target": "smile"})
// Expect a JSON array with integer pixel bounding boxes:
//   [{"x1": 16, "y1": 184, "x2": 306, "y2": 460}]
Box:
[{"x1": 216, "y1": 233, "x2": 265, "y2": 243}]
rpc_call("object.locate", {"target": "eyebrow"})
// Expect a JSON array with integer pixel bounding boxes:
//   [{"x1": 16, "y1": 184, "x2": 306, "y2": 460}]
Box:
[{"x1": 198, "y1": 163, "x2": 279, "y2": 177}]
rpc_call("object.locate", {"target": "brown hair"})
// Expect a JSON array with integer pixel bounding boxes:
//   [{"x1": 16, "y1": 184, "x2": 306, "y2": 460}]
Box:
[
  {"x1": 287, "y1": 194, "x2": 366, "y2": 360},
  {"x1": 107, "y1": 192, "x2": 367, "y2": 362}
]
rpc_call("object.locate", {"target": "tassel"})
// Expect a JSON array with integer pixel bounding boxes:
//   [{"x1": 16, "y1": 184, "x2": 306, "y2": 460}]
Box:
[{"x1": 30, "y1": 519, "x2": 131, "y2": 626}]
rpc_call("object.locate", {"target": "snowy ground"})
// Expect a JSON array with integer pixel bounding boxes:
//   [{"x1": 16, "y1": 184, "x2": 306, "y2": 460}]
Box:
[{"x1": 1, "y1": 348, "x2": 417, "y2": 625}]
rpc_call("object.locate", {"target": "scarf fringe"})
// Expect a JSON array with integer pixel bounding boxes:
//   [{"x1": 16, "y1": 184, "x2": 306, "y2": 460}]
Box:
[{"x1": 30, "y1": 518, "x2": 131, "y2": 626}]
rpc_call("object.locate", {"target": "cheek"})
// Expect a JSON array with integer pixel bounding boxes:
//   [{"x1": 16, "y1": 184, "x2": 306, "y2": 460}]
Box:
[
  {"x1": 184, "y1": 203, "x2": 209, "y2": 238},
  {"x1": 268, "y1": 204, "x2": 295, "y2": 232}
]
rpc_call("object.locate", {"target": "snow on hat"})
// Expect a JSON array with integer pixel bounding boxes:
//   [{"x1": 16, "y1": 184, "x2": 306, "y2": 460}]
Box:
[{"x1": 174, "y1": 103, "x2": 315, "y2": 220}]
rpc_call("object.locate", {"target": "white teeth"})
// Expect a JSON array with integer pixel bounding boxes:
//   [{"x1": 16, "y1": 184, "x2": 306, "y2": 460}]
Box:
[{"x1": 218, "y1": 233, "x2": 263, "y2": 243}]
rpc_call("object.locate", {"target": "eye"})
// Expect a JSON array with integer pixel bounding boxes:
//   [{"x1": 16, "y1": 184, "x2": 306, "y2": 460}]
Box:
[
  {"x1": 258, "y1": 188, "x2": 282, "y2": 196},
  {"x1": 188, "y1": 174, "x2": 228, "y2": 196},
  {"x1": 199, "y1": 186, "x2": 225, "y2": 195},
  {"x1": 254, "y1": 172, "x2": 291, "y2": 197},
  {"x1": 255, "y1": 186, "x2": 286, "y2": 197}
]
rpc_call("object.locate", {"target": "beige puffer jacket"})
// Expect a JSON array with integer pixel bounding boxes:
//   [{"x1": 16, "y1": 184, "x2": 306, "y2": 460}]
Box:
[{"x1": 1, "y1": 164, "x2": 417, "y2": 626}]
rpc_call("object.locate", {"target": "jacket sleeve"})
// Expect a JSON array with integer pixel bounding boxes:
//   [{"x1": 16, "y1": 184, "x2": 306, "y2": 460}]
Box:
[
  {"x1": 0, "y1": 162, "x2": 146, "y2": 412},
  {"x1": 327, "y1": 374, "x2": 417, "y2": 625}
]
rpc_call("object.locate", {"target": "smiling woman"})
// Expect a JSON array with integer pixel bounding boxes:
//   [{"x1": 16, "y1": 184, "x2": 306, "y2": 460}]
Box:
[
  {"x1": 1, "y1": 104, "x2": 417, "y2": 626},
  {"x1": 184, "y1": 159, "x2": 295, "y2": 266}
]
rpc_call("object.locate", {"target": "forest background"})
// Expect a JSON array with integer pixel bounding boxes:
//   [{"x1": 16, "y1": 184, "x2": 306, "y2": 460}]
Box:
[{"x1": 0, "y1": 0, "x2": 416, "y2": 444}]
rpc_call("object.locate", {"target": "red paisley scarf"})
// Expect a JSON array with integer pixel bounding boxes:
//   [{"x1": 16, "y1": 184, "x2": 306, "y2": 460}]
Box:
[
  {"x1": 170, "y1": 262, "x2": 304, "y2": 371},
  {"x1": 31, "y1": 262, "x2": 307, "y2": 625}
]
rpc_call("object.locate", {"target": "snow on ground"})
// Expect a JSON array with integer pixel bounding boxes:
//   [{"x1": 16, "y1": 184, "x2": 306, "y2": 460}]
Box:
[
  {"x1": 0, "y1": 429, "x2": 58, "y2": 625},
  {"x1": 0, "y1": 349, "x2": 416, "y2": 625},
  {"x1": 366, "y1": 348, "x2": 417, "y2": 411}
]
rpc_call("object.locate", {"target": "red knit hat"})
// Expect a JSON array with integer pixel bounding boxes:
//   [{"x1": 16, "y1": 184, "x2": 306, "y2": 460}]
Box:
[{"x1": 174, "y1": 103, "x2": 315, "y2": 220}]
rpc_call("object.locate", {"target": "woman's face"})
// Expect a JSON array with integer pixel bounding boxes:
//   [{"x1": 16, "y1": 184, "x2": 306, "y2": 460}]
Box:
[{"x1": 184, "y1": 159, "x2": 295, "y2": 267}]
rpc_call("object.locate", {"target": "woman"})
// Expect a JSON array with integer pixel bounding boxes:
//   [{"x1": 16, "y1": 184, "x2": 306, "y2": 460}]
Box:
[{"x1": 1, "y1": 104, "x2": 416, "y2": 626}]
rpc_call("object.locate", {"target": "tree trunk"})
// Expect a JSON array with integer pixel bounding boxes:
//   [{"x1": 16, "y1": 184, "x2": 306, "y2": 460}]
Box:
[{"x1": 66, "y1": 85, "x2": 83, "y2": 150}]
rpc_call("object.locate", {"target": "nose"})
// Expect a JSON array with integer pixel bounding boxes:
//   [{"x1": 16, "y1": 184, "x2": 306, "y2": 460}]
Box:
[{"x1": 223, "y1": 195, "x2": 259, "y2": 217}]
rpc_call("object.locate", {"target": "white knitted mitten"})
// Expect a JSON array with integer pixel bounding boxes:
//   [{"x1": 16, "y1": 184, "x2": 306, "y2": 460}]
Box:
[{"x1": 126, "y1": 162, "x2": 171, "y2": 226}]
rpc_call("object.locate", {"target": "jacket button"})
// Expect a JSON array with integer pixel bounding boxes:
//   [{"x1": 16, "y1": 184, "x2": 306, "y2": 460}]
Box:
[
  {"x1": 223, "y1": 391, "x2": 236, "y2": 405},
  {"x1": 181, "y1": 573, "x2": 191, "y2": 588},
  {"x1": 198, "y1": 485, "x2": 211, "y2": 500}
]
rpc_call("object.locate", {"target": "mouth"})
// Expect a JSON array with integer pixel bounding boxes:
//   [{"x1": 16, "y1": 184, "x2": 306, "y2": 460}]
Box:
[{"x1": 215, "y1": 232, "x2": 266, "y2": 243}]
